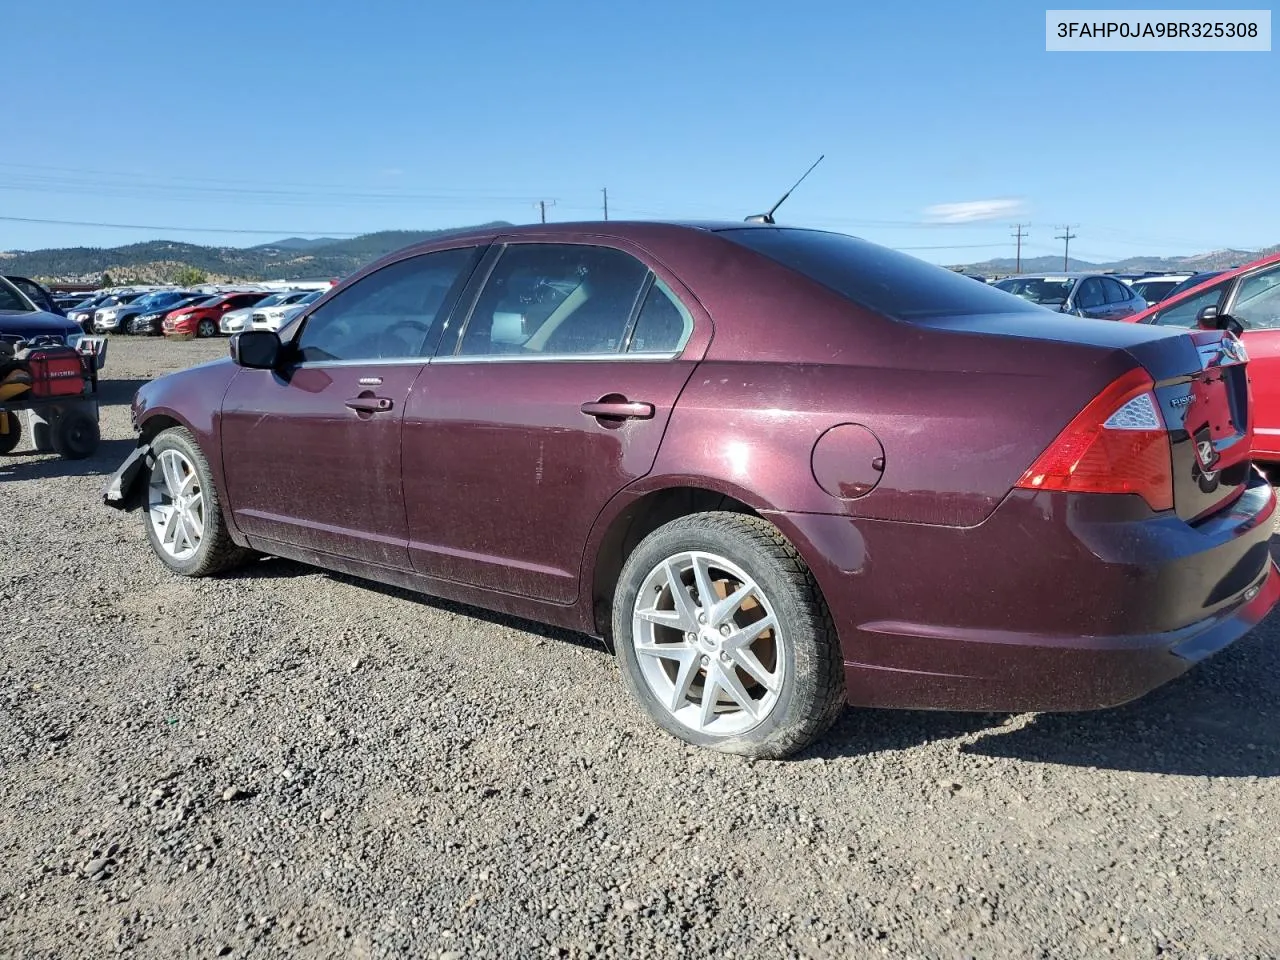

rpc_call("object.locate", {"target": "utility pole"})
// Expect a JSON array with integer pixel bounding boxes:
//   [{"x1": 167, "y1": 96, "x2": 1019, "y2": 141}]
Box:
[
  {"x1": 535, "y1": 199, "x2": 556, "y2": 224},
  {"x1": 1011, "y1": 223, "x2": 1029, "y2": 273},
  {"x1": 602, "y1": 187, "x2": 609, "y2": 221},
  {"x1": 1055, "y1": 224, "x2": 1078, "y2": 271}
]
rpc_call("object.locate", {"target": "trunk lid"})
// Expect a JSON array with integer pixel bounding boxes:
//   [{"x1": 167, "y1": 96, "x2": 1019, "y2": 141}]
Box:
[{"x1": 1155, "y1": 329, "x2": 1253, "y2": 522}]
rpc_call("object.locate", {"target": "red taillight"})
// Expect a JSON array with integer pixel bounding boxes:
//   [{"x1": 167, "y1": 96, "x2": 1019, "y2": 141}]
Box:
[{"x1": 1016, "y1": 367, "x2": 1174, "y2": 512}]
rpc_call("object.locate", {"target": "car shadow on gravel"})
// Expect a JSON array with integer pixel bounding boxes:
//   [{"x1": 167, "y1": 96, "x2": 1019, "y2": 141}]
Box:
[
  {"x1": 954, "y1": 632, "x2": 1280, "y2": 778},
  {"x1": 220, "y1": 562, "x2": 608, "y2": 653},
  {"x1": 0, "y1": 438, "x2": 137, "y2": 482}
]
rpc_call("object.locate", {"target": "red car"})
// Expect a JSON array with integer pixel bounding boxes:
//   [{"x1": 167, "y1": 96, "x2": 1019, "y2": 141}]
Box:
[
  {"x1": 103, "y1": 222, "x2": 1279, "y2": 758},
  {"x1": 1125, "y1": 252, "x2": 1280, "y2": 462},
  {"x1": 163, "y1": 291, "x2": 272, "y2": 339}
]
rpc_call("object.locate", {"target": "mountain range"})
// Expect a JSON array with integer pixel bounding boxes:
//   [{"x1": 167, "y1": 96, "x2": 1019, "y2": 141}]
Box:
[
  {"x1": 955, "y1": 247, "x2": 1278, "y2": 276},
  {"x1": 1, "y1": 225, "x2": 1275, "y2": 284},
  {"x1": 0, "y1": 224, "x2": 513, "y2": 284}
]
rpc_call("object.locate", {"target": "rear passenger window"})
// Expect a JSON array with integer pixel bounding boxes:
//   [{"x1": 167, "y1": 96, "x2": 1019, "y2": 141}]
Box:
[
  {"x1": 627, "y1": 278, "x2": 693, "y2": 354},
  {"x1": 456, "y1": 244, "x2": 649, "y2": 357}
]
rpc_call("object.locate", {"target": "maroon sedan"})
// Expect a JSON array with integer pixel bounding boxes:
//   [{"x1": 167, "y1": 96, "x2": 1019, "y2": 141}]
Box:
[{"x1": 103, "y1": 222, "x2": 1280, "y2": 758}]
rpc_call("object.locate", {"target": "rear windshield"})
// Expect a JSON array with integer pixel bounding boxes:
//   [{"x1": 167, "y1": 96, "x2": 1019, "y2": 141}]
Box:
[{"x1": 717, "y1": 227, "x2": 1043, "y2": 321}]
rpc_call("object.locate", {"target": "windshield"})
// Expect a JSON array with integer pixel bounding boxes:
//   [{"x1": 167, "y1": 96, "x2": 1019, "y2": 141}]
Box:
[
  {"x1": 718, "y1": 228, "x2": 1044, "y2": 321},
  {"x1": 1166, "y1": 272, "x2": 1225, "y2": 299},
  {"x1": 994, "y1": 277, "x2": 1077, "y2": 305},
  {"x1": 0, "y1": 277, "x2": 37, "y2": 313},
  {"x1": 1130, "y1": 279, "x2": 1180, "y2": 303},
  {"x1": 254, "y1": 293, "x2": 290, "y2": 308}
]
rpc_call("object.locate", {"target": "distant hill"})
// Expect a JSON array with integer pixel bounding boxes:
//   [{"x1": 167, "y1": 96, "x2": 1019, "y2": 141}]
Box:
[
  {"x1": 249, "y1": 236, "x2": 344, "y2": 252},
  {"x1": 1, "y1": 223, "x2": 513, "y2": 284},
  {"x1": 956, "y1": 246, "x2": 1278, "y2": 276}
]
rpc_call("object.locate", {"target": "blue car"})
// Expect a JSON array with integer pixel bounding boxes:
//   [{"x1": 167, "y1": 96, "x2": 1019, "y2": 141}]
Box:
[{"x1": 0, "y1": 276, "x2": 83, "y2": 346}]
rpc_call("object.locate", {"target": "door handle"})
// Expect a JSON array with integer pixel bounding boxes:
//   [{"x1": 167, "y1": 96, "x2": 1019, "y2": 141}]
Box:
[
  {"x1": 580, "y1": 399, "x2": 655, "y2": 421},
  {"x1": 345, "y1": 396, "x2": 394, "y2": 414}
]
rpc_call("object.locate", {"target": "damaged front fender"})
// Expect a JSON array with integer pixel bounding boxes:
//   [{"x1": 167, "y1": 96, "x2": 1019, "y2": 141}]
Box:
[{"x1": 102, "y1": 441, "x2": 152, "y2": 510}]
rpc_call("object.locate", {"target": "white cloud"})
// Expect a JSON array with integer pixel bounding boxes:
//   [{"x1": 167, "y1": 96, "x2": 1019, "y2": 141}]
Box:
[{"x1": 924, "y1": 198, "x2": 1027, "y2": 224}]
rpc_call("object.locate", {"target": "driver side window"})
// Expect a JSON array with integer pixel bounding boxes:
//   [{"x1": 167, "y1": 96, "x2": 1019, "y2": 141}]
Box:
[
  {"x1": 1229, "y1": 267, "x2": 1280, "y2": 330},
  {"x1": 1076, "y1": 278, "x2": 1106, "y2": 309},
  {"x1": 297, "y1": 248, "x2": 477, "y2": 363}
]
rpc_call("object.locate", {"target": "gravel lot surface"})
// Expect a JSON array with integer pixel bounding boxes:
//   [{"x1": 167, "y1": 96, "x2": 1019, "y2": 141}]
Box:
[{"x1": 2, "y1": 337, "x2": 1279, "y2": 959}]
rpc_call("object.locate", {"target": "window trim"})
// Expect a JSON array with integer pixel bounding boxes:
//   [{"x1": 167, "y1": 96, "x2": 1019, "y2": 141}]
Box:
[
  {"x1": 288, "y1": 244, "x2": 485, "y2": 366},
  {"x1": 440, "y1": 241, "x2": 694, "y2": 363}
]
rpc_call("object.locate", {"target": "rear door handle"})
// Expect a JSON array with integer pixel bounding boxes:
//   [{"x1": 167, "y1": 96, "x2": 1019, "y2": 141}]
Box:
[
  {"x1": 345, "y1": 396, "x2": 394, "y2": 414},
  {"x1": 580, "y1": 399, "x2": 655, "y2": 421}
]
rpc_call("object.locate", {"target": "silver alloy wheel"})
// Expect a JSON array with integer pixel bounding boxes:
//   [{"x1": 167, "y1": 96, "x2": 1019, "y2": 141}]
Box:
[
  {"x1": 197, "y1": 319, "x2": 216, "y2": 338},
  {"x1": 632, "y1": 551, "x2": 785, "y2": 736},
  {"x1": 147, "y1": 449, "x2": 205, "y2": 561}
]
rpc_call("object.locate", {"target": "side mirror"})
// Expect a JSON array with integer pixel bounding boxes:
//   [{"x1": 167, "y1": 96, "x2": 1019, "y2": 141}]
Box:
[
  {"x1": 1196, "y1": 305, "x2": 1243, "y2": 335},
  {"x1": 230, "y1": 330, "x2": 281, "y2": 369}
]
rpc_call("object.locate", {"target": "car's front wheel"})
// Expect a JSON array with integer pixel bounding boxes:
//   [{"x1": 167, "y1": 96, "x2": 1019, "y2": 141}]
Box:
[
  {"x1": 197, "y1": 319, "x2": 217, "y2": 338},
  {"x1": 613, "y1": 512, "x2": 846, "y2": 759},
  {"x1": 143, "y1": 427, "x2": 251, "y2": 577}
]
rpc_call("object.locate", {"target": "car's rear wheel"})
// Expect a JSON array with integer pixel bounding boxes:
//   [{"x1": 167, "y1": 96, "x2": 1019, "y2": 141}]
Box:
[
  {"x1": 197, "y1": 319, "x2": 216, "y2": 338},
  {"x1": 613, "y1": 512, "x2": 845, "y2": 759},
  {"x1": 144, "y1": 427, "x2": 251, "y2": 577}
]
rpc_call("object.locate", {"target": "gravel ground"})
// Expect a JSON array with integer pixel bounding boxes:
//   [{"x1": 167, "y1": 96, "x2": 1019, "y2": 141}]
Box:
[{"x1": 2, "y1": 337, "x2": 1279, "y2": 959}]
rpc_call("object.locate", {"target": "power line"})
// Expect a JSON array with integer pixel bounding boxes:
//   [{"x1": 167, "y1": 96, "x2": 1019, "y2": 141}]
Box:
[
  {"x1": 1055, "y1": 224, "x2": 1078, "y2": 270},
  {"x1": 1011, "y1": 223, "x2": 1029, "y2": 272},
  {"x1": 0, "y1": 214, "x2": 360, "y2": 237}
]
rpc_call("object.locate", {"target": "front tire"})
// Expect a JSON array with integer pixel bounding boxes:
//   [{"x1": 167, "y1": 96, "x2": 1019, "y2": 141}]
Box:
[
  {"x1": 144, "y1": 427, "x2": 251, "y2": 577},
  {"x1": 197, "y1": 319, "x2": 217, "y2": 338},
  {"x1": 613, "y1": 512, "x2": 845, "y2": 759}
]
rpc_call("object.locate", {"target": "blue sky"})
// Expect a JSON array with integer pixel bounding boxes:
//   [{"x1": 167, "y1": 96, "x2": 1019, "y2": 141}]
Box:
[{"x1": 3, "y1": 0, "x2": 1275, "y2": 263}]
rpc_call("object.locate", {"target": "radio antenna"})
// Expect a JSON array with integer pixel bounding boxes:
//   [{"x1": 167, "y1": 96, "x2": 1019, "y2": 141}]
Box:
[{"x1": 745, "y1": 155, "x2": 825, "y2": 224}]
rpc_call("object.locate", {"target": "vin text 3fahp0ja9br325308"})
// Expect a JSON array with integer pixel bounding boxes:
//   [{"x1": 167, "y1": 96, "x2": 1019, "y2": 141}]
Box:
[{"x1": 103, "y1": 221, "x2": 1280, "y2": 759}]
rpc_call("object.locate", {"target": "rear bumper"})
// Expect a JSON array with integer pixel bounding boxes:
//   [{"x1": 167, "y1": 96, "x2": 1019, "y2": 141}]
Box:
[{"x1": 771, "y1": 472, "x2": 1279, "y2": 712}]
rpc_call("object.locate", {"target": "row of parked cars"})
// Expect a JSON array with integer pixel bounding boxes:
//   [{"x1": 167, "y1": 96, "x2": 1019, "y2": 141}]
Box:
[
  {"x1": 60, "y1": 287, "x2": 327, "y2": 338},
  {"x1": 979, "y1": 269, "x2": 1233, "y2": 321}
]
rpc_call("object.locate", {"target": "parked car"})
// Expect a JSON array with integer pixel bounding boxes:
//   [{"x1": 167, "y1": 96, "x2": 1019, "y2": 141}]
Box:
[
  {"x1": 250, "y1": 289, "x2": 323, "y2": 332},
  {"x1": 128, "y1": 293, "x2": 215, "y2": 336},
  {"x1": 53, "y1": 292, "x2": 92, "y2": 312},
  {"x1": 1128, "y1": 252, "x2": 1280, "y2": 463},
  {"x1": 220, "y1": 291, "x2": 309, "y2": 335},
  {"x1": 0, "y1": 276, "x2": 84, "y2": 345},
  {"x1": 91, "y1": 292, "x2": 153, "y2": 333},
  {"x1": 1129, "y1": 274, "x2": 1193, "y2": 306},
  {"x1": 993, "y1": 272, "x2": 1148, "y2": 320},
  {"x1": 3, "y1": 276, "x2": 62, "y2": 315},
  {"x1": 162, "y1": 291, "x2": 272, "y2": 339},
  {"x1": 103, "y1": 222, "x2": 1279, "y2": 759},
  {"x1": 96, "y1": 290, "x2": 197, "y2": 334}
]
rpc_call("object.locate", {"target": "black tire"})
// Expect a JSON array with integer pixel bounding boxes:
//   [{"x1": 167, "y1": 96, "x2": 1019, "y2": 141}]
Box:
[
  {"x1": 612, "y1": 512, "x2": 846, "y2": 759},
  {"x1": 0, "y1": 412, "x2": 22, "y2": 454},
  {"x1": 50, "y1": 410, "x2": 99, "y2": 460},
  {"x1": 143, "y1": 427, "x2": 252, "y2": 577},
  {"x1": 197, "y1": 319, "x2": 217, "y2": 338}
]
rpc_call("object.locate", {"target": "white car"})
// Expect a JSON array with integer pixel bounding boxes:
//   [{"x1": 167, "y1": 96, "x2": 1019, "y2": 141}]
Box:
[
  {"x1": 250, "y1": 290, "x2": 322, "y2": 332},
  {"x1": 221, "y1": 290, "x2": 311, "y2": 334}
]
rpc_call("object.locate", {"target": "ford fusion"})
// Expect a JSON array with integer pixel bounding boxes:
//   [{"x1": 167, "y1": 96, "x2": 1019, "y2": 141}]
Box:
[{"x1": 104, "y1": 222, "x2": 1279, "y2": 758}]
